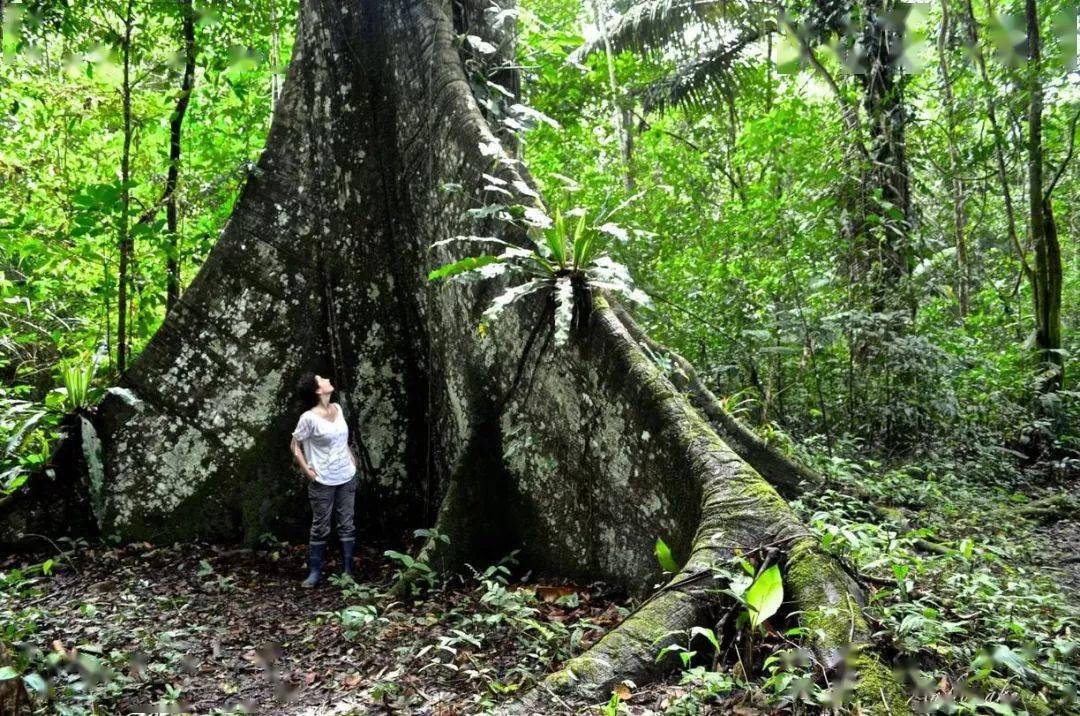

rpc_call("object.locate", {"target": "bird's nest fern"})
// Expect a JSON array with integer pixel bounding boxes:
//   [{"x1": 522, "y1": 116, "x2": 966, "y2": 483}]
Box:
[{"x1": 428, "y1": 207, "x2": 649, "y2": 346}]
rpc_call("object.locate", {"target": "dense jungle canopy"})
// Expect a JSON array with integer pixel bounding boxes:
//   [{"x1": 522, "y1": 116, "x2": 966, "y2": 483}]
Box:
[{"x1": 0, "y1": 0, "x2": 1078, "y2": 714}]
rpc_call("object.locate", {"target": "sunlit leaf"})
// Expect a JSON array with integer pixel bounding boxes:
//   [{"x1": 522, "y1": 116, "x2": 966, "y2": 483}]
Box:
[
  {"x1": 654, "y1": 537, "x2": 679, "y2": 573},
  {"x1": 744, "y1": 564, "x2": 783, "y2": 630}
]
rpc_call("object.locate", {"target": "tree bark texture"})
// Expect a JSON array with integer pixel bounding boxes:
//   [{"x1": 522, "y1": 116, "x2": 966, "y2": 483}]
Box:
[
  {"x1": 12, "y1": 1, "x2": 908, "y2": 710},
  {"x1": 856, "y1": 0, "x2": 914, "y2": 315}
]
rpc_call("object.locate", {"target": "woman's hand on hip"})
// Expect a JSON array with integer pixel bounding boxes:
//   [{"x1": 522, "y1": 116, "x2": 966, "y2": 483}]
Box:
[{"x1": 305, "y1": 466, "x2": 318, "y2": 481}]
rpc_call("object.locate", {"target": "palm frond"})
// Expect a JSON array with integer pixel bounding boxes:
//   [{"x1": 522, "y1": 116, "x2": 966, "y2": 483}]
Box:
[
  {"x1": 637, "y1": 27, "x2": 764, "y2": 113},
  {"x1": 572, "y1": 0, "x2": 739, "y2": 61}
]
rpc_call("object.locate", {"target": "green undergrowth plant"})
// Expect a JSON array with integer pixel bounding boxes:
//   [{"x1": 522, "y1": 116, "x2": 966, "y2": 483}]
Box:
[
  {"x1": 1, "y1": 345, "x2": 106, "y2": 500},
  {"x1": 645, "y1": 488, "x2": 1076, "y2": 716},
  {"x1": 50, "y1": 343, "x2": 108, "y2": 414},
  {"x1": 58, "y1": 359, "x2": 98, "y2": 412},
  {"x1": 1, "y1": 393, "x2": 61, "y2": 496},
  {"x1": 0, "y1": 550, "x2": 80, "y2": 706},
  {"x1": 428, "y1": 202, "x2": 649, "y2": 345},
  {"x1": 410, "y1": 553, "x2": 605, "y2": 700},
  {"x1": 649, "y1": 551, "x2": 836, "y2": 714},
  {"x1": 383, "y1": 527, "x2": 451, "y2": 596},
  {"x1": 784, "y1": 445, "x2": 1080, "y2": 714}
]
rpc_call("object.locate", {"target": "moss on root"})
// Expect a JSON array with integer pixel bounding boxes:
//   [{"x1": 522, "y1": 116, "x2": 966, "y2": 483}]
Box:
[
  {"x1": 520, "y1": 586, "x2": 703, "y2": 708},
  {"x1": 786, "y1": 539, "x2": 911, "y2": 714}
]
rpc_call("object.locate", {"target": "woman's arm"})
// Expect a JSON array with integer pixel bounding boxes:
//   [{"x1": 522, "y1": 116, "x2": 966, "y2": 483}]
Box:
[{"x1": 290, "y1": 437, "x2": 318, "y2": 480}]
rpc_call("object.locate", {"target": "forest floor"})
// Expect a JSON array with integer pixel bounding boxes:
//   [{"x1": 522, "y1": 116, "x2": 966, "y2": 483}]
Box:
[
  {"x1": 2, "y1": 462, "x2": 1079, "y2": 715},
  {"x1": 2, "y1": 541, "x2": 634, "y2": 715},
  {"x1": 1032, "y1": 513, "x2": 1080, "y2": 595}
]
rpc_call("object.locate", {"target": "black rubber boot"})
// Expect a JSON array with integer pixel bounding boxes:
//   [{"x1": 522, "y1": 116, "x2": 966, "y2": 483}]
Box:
[
  {"x1": 302, "y1": 542, "x2": 326, "y2": 588},
  {"x1": 341, "y1": 539, "x2": 355, "y2": 579}
]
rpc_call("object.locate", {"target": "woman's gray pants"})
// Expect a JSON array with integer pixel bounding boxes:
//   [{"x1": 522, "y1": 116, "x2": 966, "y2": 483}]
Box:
[{"x1": 307, "y1": 476, "x2": 357, "y2": 544}]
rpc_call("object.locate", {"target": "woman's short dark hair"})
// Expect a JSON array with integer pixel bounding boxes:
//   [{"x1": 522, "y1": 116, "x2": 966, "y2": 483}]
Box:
[{"x1": 294, "y1": 371, "x2": 320, "y2": 412}]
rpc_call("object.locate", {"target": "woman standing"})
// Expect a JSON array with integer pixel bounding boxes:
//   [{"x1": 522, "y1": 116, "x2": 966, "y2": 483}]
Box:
[{"x1": 290, "y1": 372, "x2": 359, "y2": 587}]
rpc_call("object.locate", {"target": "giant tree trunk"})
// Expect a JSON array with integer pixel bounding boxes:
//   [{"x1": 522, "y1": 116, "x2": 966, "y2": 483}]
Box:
[{"x1": 9, "y1": 0, "x2": 908, "y2": 710}]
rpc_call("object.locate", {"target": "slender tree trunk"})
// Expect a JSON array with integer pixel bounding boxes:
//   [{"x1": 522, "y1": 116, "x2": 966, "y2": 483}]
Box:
[
  {"x1": 116, "y1": 0, "x2": 134, "y2": 373},
  {"x1": 165, "y1": 0, "x2": 197, "y2": 312},
  {"x1": 1025, "y1": 0, "x2": 1063, "y2": 389},
  {"x1": 937, "y1": 0, "x2": 969, "y2": 317},
  {"x1": 269, "y1": 2, "x2": 283, "y2": 117}
]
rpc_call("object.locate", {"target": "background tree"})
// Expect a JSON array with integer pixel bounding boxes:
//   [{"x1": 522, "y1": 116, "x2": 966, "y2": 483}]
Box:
[{"x1": 164, "y1": 0, "x2": 197, "y2": 312}]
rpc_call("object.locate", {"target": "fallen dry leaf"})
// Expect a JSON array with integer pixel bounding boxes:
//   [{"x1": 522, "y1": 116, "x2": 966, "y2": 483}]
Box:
[{"x1": 536, "y1": 585, "x2": 577, "y2": 603}]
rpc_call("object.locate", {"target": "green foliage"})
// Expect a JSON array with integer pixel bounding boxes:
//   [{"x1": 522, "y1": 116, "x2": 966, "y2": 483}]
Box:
[
  {"x1": 742, "y1": 564, "x2": 782, "y2": 630},
  {"x1": 654, "y1": 536, "x2": 680, "y2": 573},
  {"x1": 384, "y1": 549, "x2": 434, "y2": 574},
  {"x1": 1, "y1": 392, "x2": 62, "y2": 495},
  {"x1": 0, "y1": 0, "x2": 296, "y2": 500},
  {"x1": 520, "y1": 0, "x2": 1079, "y2": 459},
  {"x1": 0, "y1": 544, "x2": 88, "y2": 704},
  {"x1": 428, "y1": 203, "x2": 649, "y2": 346},
  {"x1": 331, "y1": 551, "x2": 606, "y2": 710},
  {"x1": 791, "y1": 449, "x2": 1080, "y2": 712},
  {"x1": 0, "y1": 0, "x2": 1078, "y2": 710},
  {"x1": 383, "y1": 528, "x2": 453, "y2": 595},
  {"x1": 664, "y1": 666, "x2": 736, "y2": 713},
  {"x1": 57, "y1": 348, "x2": 106, "y2": 411},
  {"x1": 601, "y1": 689, "x2": 625, "y2": 715}
]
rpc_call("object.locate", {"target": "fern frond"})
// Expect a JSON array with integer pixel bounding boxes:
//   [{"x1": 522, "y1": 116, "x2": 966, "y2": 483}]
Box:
[{"x1": 428, "y1": 235, "x2": 520, "y2": 251}]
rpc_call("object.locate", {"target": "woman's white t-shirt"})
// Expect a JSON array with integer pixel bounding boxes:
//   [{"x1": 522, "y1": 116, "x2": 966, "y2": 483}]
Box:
[{"x1": 291, "y1": 402, "x2": 357, "y2": 486}]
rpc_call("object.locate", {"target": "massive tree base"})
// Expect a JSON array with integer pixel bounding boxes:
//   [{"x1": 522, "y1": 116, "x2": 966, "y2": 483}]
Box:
[{"x1": 6, "y1": 0, "x2": 911, "y2": 711}]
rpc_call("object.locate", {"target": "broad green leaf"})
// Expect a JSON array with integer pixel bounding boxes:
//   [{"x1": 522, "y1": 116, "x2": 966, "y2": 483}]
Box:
[
  {"x1": 22, "y1": 672, "x2": 47, "y2": 695},
  {"x1": 571, "y1": 211, "x2": 587, "y2": 265},
  {"x1": 690, "y1": 626, "x2": 720, "y2": 652},
  {"x1": 546, "y1": 208, "x2": 568, "y2": 266},
  {"x1": 654, "y1": 537, "x2": 679, "y2": 573},
  {"x1": 744, "y1": 564, "x2": 783, "y2": 629}
]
